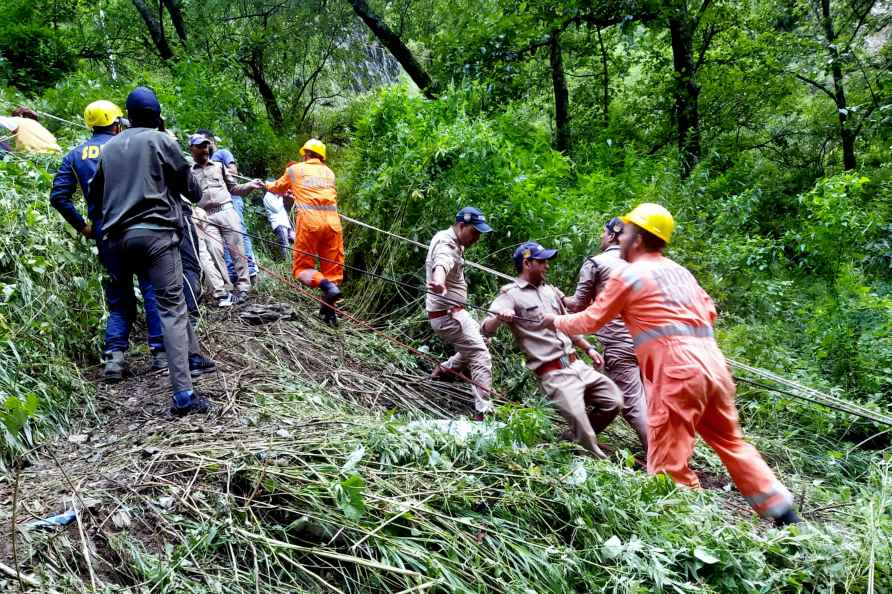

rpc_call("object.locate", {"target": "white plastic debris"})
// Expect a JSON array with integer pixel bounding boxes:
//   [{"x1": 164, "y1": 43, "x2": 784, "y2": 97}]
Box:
[
  {"x1": 566, "y1": 460, "x2": 588, "y2": 486},
  {"x1": 342, "y1": 444, "x2": 365, "y2": 472},
  {"x1": 403, "y1": 419, "x2": 504, "y2": 446}
]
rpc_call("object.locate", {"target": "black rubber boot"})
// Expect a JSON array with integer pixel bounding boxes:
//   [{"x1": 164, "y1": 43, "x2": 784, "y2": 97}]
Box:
[
  {"x1": 773, "y1": 508, "x2": 802, "y2": 528},
  {"x1": 319, "y1": 280, "x2": 342, "y2": 327},
  {"x1": 319, "y1": 279, "x2": 342, "y2": 305}
]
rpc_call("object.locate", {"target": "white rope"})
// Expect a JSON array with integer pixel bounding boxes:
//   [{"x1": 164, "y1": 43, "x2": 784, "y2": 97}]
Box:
[
  {"x1": 729, "y1": 359, "x2": 892, "y2": 426},
  {"x1": 0, "y1": 97, "x2": 88, "y2": 129},
  {"x1": 15, "y1": 101, "x2": 890, "y2": 426},
  {"x1": 230, "y1": 171, "x2": 514, "y2": 282}
]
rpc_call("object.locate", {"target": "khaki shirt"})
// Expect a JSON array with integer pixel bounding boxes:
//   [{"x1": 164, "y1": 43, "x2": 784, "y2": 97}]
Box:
[
  {"x1": 191, "y1": 161, "x2": 238, "y2": 210},
  {"x1": 425, "y1": 227, "x2": 467, "y2": 312},
  {"x1": 567, "y1": 246, "x2": 635, "y2": 355},
  {"x1": 483, "y1": 278, "x2": 575, "y2": 372}
]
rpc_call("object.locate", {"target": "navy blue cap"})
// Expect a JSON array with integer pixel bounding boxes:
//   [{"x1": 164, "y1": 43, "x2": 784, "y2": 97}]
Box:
[
  {"x1": 513, "y1": 241, "x2": 558, "y2": 268},
  {"x1": 455, "y1": 207, "x2": 492, "y2": 233},
  {"x1": 125, "y1": 86, "x2": 161, "y2": 115},
  {"x1": 189, "y1": 133, "x2": 211, "y2": 146},
  {"x1": 605, "y1": 216, "x2": 624, "y2": 235}
]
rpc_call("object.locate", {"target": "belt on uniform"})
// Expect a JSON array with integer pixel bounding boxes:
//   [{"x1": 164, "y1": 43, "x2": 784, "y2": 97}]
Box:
[
  {"x1": 203, "y1": 202, "x2": 233, "y2": 216},
  {"x1": 632, "y1": 323, "x2": 714, "y2": 347},
  {"x1": 428, "y1": 306, "x2": 464, "y2": 320},
  {"x1": 295, "y1": 203, "x2": 338, "y2": 212},
  {"x1": 535, "y1": 353, "x2": 577, "y2": 377}
]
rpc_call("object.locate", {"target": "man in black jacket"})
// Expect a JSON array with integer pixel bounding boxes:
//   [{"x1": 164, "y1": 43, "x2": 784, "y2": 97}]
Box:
[{"x1": 88, "y1": 86, "x2": 216, "y2": 416}]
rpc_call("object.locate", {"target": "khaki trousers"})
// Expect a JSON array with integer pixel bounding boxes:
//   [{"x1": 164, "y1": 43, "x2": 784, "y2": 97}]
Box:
[
  {"x1": 604, "y1": 348, "x2": 649, "y2": 450},
  {"x1": 204, "y1": 206, "x2": 250, "y2": 293},
  {"x1": 429, "y1": 309, "x2": 493, "y2": 413},
  {"x1": 193, "y1": 208, "x2": 231, "y2": 298},
  {"x1": 539, "y1": 360, "x2": 622, "y2": 455}
]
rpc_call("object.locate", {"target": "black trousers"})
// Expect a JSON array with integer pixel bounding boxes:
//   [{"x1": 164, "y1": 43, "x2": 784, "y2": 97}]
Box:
[{"x1": 106, "y1": 229, "x2": 198, "y2": 394}]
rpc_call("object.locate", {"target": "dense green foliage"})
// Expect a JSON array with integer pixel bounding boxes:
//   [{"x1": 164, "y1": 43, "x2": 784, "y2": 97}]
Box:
[{"x1": 0, "y1": 0, "x2": 890, "y2": 589}]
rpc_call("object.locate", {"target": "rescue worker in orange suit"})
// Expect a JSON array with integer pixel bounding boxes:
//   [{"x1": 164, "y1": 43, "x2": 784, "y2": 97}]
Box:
[
  {"x1": 481, "y1": 242, "x2": 622, "y2": 458},
  {"x1": 542, "y1": 203, "x2": 801, "y2": 527},
  {"x1": 266, "y1": 138, "x2": 344, "y2": 326},
  {"x1": 564, "y1": 217, "x2": 648, "y2": 451}
]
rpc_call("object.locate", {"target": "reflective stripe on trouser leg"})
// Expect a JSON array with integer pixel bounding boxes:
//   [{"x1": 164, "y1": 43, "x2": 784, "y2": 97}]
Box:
[
  {"x1": 297, "y1": 270, "x2": 324, "y2": 287},
  {"x1": 430, "y1": 309, "x2": 492, "y2": 413},
  {"x1": 695, "y1": 366, "x2": 793, "y2": 518},
  {"x1": 743, "y1": 481, "x2": 794, "y2": 518}
]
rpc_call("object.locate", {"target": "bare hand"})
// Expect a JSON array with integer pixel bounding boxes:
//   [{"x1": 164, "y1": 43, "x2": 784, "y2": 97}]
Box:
[
  {"x1": 587, "y1": 348, "x2": 604, "y2": 369},
  {"x1": 251, "y1": 179, "x2": 265, "y2": 191},
  {"x1": 496, "y1": 309, "x2": 514, "y2": 323},
  {"x1": 541, "y1": 313, "x2": 557, "y2": 330},
  {"x1": 80, "y1": 223, "x2": 93, "y2": 239},
  {"x1": 427, "y1": 280, "x2": 447, "y2": 295}
]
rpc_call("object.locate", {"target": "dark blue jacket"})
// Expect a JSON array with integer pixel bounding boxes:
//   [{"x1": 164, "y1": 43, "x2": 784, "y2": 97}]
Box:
[{"x1": 49, "y1": 132, "x2": 115, "y2": 234}]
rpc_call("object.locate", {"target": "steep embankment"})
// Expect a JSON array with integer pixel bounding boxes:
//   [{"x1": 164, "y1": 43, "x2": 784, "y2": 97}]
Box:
[
  {"x1": 0, "y1": 128, "x2": 890, "y2": 592},
  {"x1": 1, "y1": 285, "x2": 890, "y2": 593}
]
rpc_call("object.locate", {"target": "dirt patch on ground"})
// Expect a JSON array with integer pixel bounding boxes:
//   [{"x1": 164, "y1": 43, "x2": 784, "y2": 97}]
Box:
[{"x1": 0, "y1": 298, "x2": 478, "y2": 589}]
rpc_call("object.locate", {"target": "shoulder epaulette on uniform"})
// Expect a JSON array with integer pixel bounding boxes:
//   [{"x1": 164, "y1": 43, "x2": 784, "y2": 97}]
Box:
[{"x1": 499, "y1": 281, "x2": 521, "y2": 294}]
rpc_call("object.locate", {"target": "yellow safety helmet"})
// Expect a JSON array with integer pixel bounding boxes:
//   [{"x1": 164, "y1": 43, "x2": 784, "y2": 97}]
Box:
[
  {"x1": 621, "y1": 202, "x2": 675, "y2": 243},
  {"x1": 84, "y1": 100, "x2": 123, "y2": 129},
  {"x1": 299, "y1": 138, "x2": 326, "y2": 161}
]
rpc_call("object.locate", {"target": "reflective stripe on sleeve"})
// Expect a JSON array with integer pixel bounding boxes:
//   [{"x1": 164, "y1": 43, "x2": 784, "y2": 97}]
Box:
[{"x1": 619, "y1": 269, "x2": 643, "y2": 292}]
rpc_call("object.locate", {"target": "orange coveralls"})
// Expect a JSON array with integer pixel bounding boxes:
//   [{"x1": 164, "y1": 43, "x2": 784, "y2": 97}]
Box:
[
  {"x1": 266, "y1": 158, "x2": 344, "y2": 286},
  {"x1": 554, "y1": 253, "x2": 793, "y2": 519}
]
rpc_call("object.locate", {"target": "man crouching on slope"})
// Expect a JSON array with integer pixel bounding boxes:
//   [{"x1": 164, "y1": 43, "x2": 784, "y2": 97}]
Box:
[
  {"x1": 541, "y1": 203, "x2": 801, "y2": 526},
  {"x1": 481, "y1": 242, "x2": 622, "y2": 458},
  {"x1": 426, "y1": 207, "x2": 494, "y2": 420}
]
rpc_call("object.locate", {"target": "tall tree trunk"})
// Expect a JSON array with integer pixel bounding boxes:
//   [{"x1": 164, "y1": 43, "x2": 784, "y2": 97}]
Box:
[
  {"x1": 161, "y1": 0, "x2": 188, "y2": 45},
  {"x1": 667, "y1": 5, "x2": 701, "y2": 178},
  {"x1": 596, "y1": 27, "x2": 610, "y2": 128},
  {"x1": 344, "y1": 0, "x2": 437, "y2": 99},
  {"x1": 132, "y1": 0, "x2": 174, "y2": 59},
  {"x1": 821, "y1": 0, "x2": 856, "y2": 170},
  {"x1": 244, "y1": 47, "x2": 284, "y2": 130},
  {"x1": 549, "y1": 30, "x2": 571, "y2": 152}
]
